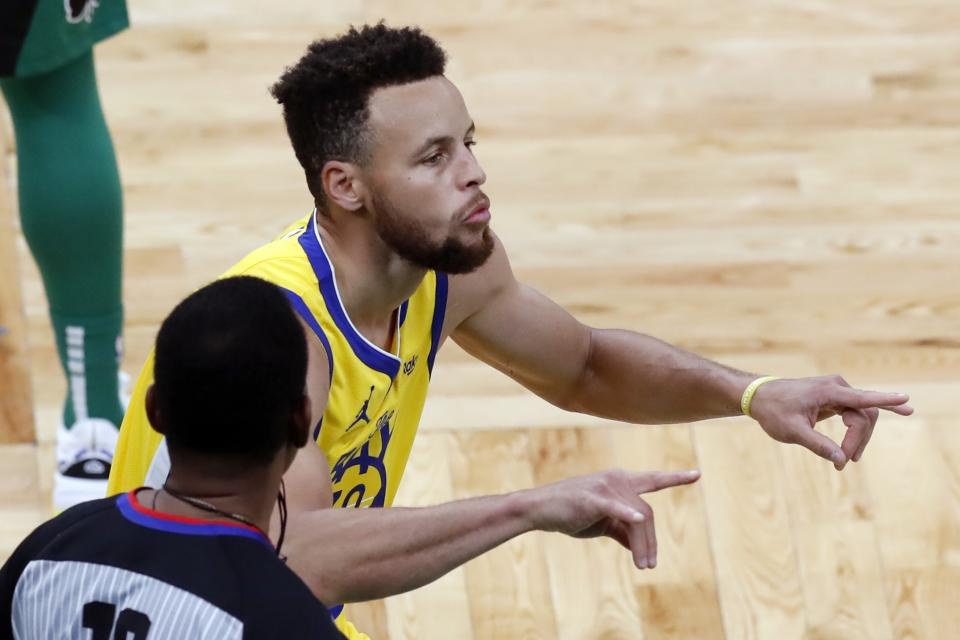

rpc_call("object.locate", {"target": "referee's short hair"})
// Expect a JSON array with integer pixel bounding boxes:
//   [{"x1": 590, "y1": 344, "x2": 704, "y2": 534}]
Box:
[{"x1": 152, "y1": 276, "x2": 308, "y2": 466}]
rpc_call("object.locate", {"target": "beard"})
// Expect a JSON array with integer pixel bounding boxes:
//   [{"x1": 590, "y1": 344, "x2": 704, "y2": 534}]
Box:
[{"x1": 371, "y1": 190, "x2": 495, "y2": 274}]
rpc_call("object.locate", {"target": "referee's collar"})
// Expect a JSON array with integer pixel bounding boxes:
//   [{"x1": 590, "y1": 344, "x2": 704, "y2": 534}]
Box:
[{"x1": 115, "y1": 489, "x2": 274, "y2": 550}]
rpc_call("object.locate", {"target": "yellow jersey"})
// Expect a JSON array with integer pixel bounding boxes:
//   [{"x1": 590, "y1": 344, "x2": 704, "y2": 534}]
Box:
[{"x1": 107, "y1": 211, "x2": 448, "y2": 639}]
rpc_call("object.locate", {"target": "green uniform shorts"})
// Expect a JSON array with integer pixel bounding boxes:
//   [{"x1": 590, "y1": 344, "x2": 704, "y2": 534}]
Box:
[{"x1": 0, "y1": 0, "x2": 128, "y2": 77}]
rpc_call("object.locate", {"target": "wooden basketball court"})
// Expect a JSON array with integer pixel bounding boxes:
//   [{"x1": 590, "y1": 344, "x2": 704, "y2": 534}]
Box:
[{"x1": 1, "y1": 1, "x2": 958, "y2": 638}]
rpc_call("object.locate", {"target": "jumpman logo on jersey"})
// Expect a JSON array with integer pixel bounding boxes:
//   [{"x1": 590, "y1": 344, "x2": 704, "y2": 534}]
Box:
[{"x1": 346, "y1": 386, "x2": 375, "y2": 432}]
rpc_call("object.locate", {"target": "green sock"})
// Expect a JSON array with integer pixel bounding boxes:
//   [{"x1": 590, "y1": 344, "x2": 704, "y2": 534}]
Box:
[
  {"x1": 1, "y1": 51, "x2": 124, "y2": 429},
  {"x1": 52, "y1": 311, "x2": 124, "y2": 427}
]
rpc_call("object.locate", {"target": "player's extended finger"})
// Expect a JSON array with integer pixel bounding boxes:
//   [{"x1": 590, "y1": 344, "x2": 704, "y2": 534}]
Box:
[
  {"x1": 596, "y1": 496, "x2": 646, "y2": 526},
  {"x1": 879, "y1": 403, "x2": 914, "y2": 416},
  {"x1": 642, "y1": 506, "x2": 658, "y2": 569},
  {"x1": 853, "y1": 408, "x2": 879, "y2": 462},
  {"x1": 828, "y1": 387, "x2": 910, "y2": 412},
  {"x1": 839, "y1": 408, "x2": 871, "y2": 463},
  {"x1": 635, "y1": 469, "x2": 701, "y2": 494},
  {"x1": 627, "y1": 518, "x2": 649, "y2": 570},
  {"x1": 792, "y1": 423, "x2": 847, "y2": 470}
]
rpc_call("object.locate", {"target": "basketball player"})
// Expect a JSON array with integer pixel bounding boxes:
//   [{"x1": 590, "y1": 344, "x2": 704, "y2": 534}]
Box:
[
  {"x1": 1, "y1": 0, "x2": 128, "y2": 509},
  {"x1": 108, "y1": 24, "x2": 913, "y2": 638},
  {"x1": 0, "y1": 276, "x2": 344, "y2": 639}
]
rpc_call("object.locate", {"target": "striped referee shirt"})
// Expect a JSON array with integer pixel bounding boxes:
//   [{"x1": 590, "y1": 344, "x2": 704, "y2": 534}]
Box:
[{"x1": 0, "y1": 491, "x2": 343, "y2": 639}]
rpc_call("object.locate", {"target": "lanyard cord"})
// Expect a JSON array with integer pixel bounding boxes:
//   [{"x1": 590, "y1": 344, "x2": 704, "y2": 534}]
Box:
[{"x1": 159, "y1": 481, "x2": 287, "y2": 560}]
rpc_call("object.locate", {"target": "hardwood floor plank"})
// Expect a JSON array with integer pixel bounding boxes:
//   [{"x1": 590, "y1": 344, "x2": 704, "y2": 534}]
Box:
[{"x1": 694, "y1": 419, "x2": 807, "y2": 639}]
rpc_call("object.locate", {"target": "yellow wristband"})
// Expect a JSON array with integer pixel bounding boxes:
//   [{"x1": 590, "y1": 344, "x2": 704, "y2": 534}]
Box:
[{"x1": 740, "y1": 376, "x2": 781, "y2": 417}]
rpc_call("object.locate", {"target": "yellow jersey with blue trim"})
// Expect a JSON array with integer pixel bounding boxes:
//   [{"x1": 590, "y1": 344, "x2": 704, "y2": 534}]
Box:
[{"x1": 107, "y1": 211, "x2": 448, "y2": 639}]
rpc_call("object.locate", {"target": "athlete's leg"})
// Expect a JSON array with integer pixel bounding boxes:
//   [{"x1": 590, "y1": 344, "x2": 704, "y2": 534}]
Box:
[{"x1": 1, "y1": 50, "x2": 124, "y2": 506}]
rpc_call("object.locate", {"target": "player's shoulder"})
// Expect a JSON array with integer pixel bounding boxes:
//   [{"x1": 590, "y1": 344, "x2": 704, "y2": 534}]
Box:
[
  {"x1": 221, "y1": 214, "x2": 315, "y2": 288},
  {"x1": 231, "y1": 213, "x2": 312, "y2": 267}
]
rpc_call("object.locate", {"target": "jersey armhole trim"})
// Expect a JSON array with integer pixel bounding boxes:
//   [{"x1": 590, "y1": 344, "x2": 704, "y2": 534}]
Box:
[
  {"x1": 427, "y1": 272, "x2": 449, "y2": 376},
  {"x1": 281, "y1": 288, "x2": 334, "y2": 442}
]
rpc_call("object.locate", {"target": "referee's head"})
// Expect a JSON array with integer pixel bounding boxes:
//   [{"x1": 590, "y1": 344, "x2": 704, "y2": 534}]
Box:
[{"x1": 145, "y1": 276, "x2": 311, "y2": 472}]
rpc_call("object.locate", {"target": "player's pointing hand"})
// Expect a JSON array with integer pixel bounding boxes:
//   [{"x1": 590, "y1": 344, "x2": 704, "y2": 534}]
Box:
[
  {"x1": 747, "y1": 375, "x2": 912, "y2": 470},
  {"x1": 520, "y1": 468, "x2": 701, "y2": 570}
]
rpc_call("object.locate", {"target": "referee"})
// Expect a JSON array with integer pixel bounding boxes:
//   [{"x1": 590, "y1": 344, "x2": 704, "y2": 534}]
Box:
[{"x1": 0, "y1": 276, "x2": 344, "y2": 639}]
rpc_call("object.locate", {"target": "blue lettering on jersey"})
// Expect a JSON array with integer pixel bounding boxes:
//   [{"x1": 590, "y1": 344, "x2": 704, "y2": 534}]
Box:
[
  {"x1": 330, "y1": 410, "x2": 394, "y2": 509},
  {"x1": 403, "y1": 355, "x2": 418, "y2": 376}
]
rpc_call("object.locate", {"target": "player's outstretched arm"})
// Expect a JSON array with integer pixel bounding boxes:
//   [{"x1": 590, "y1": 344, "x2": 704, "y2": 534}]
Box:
[
  {"x1": 448, "y1": 233, "x2": 912, "y2": 468},
  {"x1": 282, "y1": 466, "x2": 699, "y2": 605},
  {"x1": 287, "y1": 319, "x2": 703, "y2": 603}
]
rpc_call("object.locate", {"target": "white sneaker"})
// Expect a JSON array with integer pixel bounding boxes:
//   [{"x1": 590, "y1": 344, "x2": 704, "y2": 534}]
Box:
[
  {"x1": 52, "y1": 372, "x2": 130, "y2": 511},
  {"x1": 53, "y1": 417, "x2": 118, "y2": 511}
]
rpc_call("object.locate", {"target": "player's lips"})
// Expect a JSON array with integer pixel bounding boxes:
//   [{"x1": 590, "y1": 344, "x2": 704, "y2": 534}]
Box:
[{"x1": 463, "y1": 198, "x2": 491, "y2": 225}]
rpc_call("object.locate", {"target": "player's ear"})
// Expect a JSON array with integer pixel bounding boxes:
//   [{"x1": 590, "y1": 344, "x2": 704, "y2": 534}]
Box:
[
  {"x1": 145, "y1": 385, "x2": 165, "y2": 435},
  {"x1": 321, "y1": 161, "x2": 365, "y2": 212},
  {"x1": 289, "y1": 394, "x2": 311, "y2": 449}
]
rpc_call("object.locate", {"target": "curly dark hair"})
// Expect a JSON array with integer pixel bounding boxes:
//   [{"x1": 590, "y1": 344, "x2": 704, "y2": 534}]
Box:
[{"x1": 271, "y1": 23, "x2": 447, "y2": 207}]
